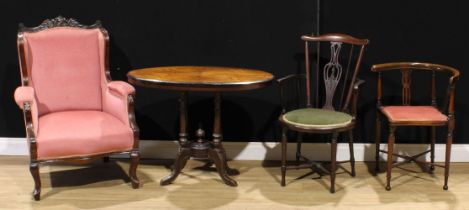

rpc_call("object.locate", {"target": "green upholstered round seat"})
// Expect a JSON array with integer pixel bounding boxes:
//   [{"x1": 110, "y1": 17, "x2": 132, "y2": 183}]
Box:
[{"x1": 282, "y1": 108, "x2": 352, "y2": 128}]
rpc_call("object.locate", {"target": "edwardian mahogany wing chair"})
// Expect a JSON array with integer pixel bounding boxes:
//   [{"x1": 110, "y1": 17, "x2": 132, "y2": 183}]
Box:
[
  {"x1": 373, "y1": 62, "x2": 459, "y2": 191},
  {"x1": 13, "y1": 17, "x2": 140, "y2": 200},
  {"x1": 278, "y1": 34, "x2": 369, "y2": 193}
]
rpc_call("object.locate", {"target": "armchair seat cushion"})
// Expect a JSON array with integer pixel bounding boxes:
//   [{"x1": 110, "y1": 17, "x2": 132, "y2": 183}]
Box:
[
  {"x1": 36, "y1": 111, "x2": 134, "y2": 160},
  {"x1": 282, "y1": 108, "x2": 352, "y2": 128},
  {"x1": 380, "y1": 106, "x2": 448, "y2": 123}
]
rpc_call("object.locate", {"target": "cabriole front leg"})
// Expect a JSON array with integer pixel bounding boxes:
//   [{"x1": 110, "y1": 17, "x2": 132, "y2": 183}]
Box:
[
  {"x1": 129, "y1": 150, "x2": 140, "y2": 189},
  {"x1": 127, "y1": 94, "x2": 140, "y2": 188},
  {"x1": 24, "y1": 102, "x2": 40, "y2": 200},
  {"x1": 30, "y1": 161, "x2": 41, "y2": 201}
]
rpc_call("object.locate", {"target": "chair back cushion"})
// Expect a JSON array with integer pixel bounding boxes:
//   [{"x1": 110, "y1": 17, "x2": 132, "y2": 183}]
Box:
[{"x1": 22, "y1": 28, "x2": 105, "y2": 115}]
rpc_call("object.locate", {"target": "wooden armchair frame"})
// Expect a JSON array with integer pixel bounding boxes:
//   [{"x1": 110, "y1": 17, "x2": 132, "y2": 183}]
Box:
[{"x1": 277, "y1": 33, "x2": 369, "y2": 193}]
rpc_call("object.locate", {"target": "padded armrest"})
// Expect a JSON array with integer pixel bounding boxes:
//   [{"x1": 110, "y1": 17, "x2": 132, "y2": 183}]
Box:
[
  {"x1": 14, "y1": 86, "x2": 35, "y2": 109},
  {"x1": 14, "y1": 86, "x2": 39, "y2": 135},
  {"x1": 103, "y1": 81, "x2": 136, "y2": 127},
  {"x1": 107, "y1": 81, "x2": 135, "y2": 96}
]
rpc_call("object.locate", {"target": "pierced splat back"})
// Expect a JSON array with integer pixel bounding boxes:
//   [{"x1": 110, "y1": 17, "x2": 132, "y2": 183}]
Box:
[
  {"x1": 372, "y1": 62, "x2": 460, "y2": 114},
  {"x1": 303, "y1": 34, "x2": 369, "y2": 113}
]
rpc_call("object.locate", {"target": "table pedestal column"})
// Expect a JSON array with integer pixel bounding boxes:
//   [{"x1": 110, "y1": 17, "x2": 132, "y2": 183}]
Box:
[{"x1": 160, "y1": 92, "x2": 237, "y2": 186}]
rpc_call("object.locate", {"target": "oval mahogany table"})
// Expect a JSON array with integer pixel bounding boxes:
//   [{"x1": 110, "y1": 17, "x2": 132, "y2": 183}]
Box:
[{"x1": 128, "y1": 66, "x2": 274, "y2": 186}]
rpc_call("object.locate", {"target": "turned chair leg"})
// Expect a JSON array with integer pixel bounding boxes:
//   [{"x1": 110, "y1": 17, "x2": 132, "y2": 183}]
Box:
[
  {"x1": 29, "y1": 162, "x2": 41, "y2": 201},
  {"x1": 348, "y1": 130, "x2": 356, "y2": 177},
  {"x1": 280, "y1": 127, "x2": 288, "y2": 187},
  {"x1": 296, "y1": 133, "x2": 303, "y2": 166},
  {"x1": 375, "y1": 112, "x2": 381, "y2": 173},
  {"x1": 444, "y1": 124, "x2": 454, "y2": 190},
  {"x1": 386, "y1": 126, "x2": 396, "y2": 191},
  {"x1": 430, "y1": 126, "x2": 436, "y2": 172},
  {"x1": 330, "y1": 133, "x2": 338, "y2": 193},
  {"x1": 129, "y1": 150, "x2": 140, "y2": 189}
]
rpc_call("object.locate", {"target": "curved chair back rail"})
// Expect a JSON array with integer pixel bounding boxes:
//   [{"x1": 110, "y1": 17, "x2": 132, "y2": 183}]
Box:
[
  {"x1": 372, "y1": 62, "x2": 460, "y2": 114},
  {"x1": 278, "y1": 33, "x2": 369, "y2": 116}
]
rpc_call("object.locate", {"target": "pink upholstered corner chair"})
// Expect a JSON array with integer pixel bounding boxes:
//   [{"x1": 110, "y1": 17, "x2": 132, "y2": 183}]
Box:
[
  {"x1": 372, "y1": 62, "x2": 460, "y2": 191},
  {"x1": 13, "y1": 16, "x2": 140, "y2": 200}
]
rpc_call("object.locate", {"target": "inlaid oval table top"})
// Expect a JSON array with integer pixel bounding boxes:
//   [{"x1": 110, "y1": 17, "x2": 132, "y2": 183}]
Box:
[{"x1": 127, "y1": 66, "x2": 274, "y2": 91}]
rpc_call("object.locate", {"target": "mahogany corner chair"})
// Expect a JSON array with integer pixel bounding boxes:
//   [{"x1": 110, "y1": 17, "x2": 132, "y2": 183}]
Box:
[
  {"x1": 373, "y1": 62, "x2": 460, "y2": 191},
  {"x1": 13, "y1": 16, "x2": 140, "y2": 200},
  {"x1": 278, "y1": 33, "x2": 369, "y2": 193}
]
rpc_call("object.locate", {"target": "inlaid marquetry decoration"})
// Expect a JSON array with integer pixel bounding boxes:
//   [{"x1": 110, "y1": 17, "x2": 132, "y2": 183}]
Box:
[
  {"x1": 401, "y1": 68, "x2": 412, "y2": 105},
  {"x1": 323, "y1": 42, "x2": 343, "y2": 110}
]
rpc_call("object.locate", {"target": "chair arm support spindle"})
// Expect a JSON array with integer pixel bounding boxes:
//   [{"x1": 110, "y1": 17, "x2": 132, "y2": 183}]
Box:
[
  {"x1": 351, "y1": 79, "x2": 365, "y2": 118},
  {"x1": 276, "y1": 74, "x2": 306, "y2": 114}
]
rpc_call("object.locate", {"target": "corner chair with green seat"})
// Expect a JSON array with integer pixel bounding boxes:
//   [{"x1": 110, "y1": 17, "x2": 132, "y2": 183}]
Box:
[{"x1": 277, "y1": 33, "x2": 369, "y2": 193}]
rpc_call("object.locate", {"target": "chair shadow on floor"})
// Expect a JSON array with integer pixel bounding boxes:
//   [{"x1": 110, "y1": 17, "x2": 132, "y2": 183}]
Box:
[
  {"x1": 256, "y1": 142, "x2": 348, "y2": 207},
  {"x1": 363, "y1": 144, "x2": 458, "y2": 210},
  {"x1": 165, "y1": 176, "x2": 239, "y2": 210},
  {"x1": 153, "y1": 159, "x2": 240, "y2": 210},
  {"x1": 31, "y1": 159, "x2": 158, "y2": 209}
]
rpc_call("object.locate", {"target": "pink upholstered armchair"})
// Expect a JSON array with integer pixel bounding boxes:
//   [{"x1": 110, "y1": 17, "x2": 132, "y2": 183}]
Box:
[{"x1": 13, "y1": 16, "x2": 140, "y2": 200}]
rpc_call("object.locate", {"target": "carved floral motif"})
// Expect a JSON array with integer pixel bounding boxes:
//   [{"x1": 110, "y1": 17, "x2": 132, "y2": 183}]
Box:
[{"x1": 19, "y1": 16, "x2": 101, "y2": 32}]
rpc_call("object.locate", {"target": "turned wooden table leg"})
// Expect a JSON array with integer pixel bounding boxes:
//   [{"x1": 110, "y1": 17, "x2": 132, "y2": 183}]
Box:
[
  {"x1": 160, "y1": 91, "x2": 191, "y2": 186},
  {"x1": 210, "y1": 92, "x2": 237, "y2": 186}
]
